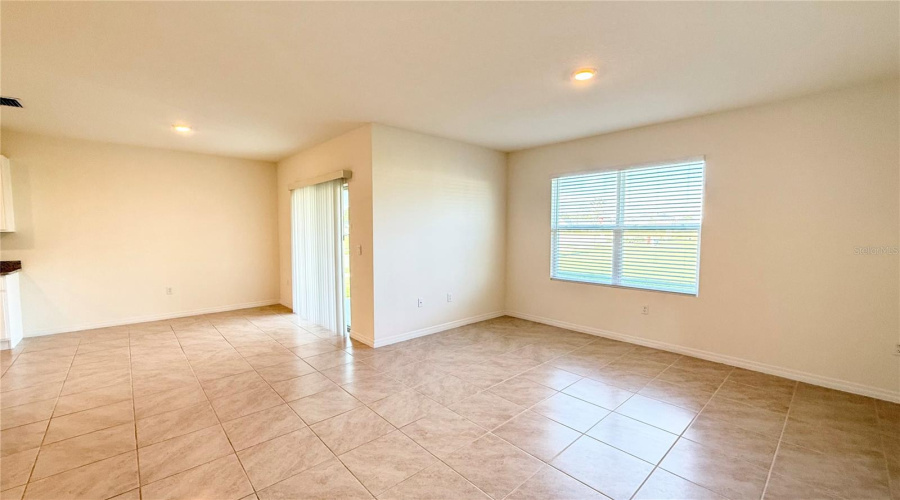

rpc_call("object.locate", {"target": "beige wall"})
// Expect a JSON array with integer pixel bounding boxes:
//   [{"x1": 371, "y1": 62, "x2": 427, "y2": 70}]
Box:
[
  {"x1": 276, "y1": 125, "x2": 375, "y2": 341},
  {"x1": 371, "y1": 124, "x2": 506, "y2": 345},
  {"x1": 506, "y1": 80, "x2": 900, "y2": 400},
  {"x1": 0, "y1": 131, "x2": 279, "y2": 335}
]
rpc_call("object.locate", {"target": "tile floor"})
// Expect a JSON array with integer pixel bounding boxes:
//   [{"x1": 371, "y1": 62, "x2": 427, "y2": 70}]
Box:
[{"x1": 0, "y1": 306, "x2": 897, "y2": 500}]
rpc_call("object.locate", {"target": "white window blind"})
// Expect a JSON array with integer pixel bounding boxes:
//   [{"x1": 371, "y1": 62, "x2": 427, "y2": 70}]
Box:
[{"x1": 551, "y1": 159, "x2": 705, "y2": 295}]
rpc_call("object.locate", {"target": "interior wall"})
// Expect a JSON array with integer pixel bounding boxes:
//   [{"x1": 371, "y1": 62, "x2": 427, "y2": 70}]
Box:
[
  {"x1": 371, "y1": 124, "x2": 506, "y2": 345},
  {"x1": 0, "y1": 130, "x2": 280, "y2": 335},
  {"x1": 276, "y1": 125, "x2": 375, "y2": 341},
  {"x1": 506, "y1": 80, "x2": 900, "y2": 400}
]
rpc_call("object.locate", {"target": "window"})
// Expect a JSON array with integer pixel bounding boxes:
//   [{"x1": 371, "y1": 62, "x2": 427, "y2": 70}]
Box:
[{"x1": 551, "y1": 159, "x2": 705, "y2": 295}]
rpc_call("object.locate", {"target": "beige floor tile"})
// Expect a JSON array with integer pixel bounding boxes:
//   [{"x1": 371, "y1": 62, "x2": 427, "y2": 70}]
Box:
[
  {"x1": 416, "y1": 376, "x2": 481, "y2": 406},
  {"x1": 0, "y1": 400, "x2": 55, "y2": 431},
  {"x1": 518, "y1": 364, "x2": 582, "y2": 391},
  {"x1": 507, "y1": 465, "x2": 608, "y2": 500},
  {"x1": 222, "y1": 404, "x2": 306, "y2": 451},
  {"x1": 0, "y1": 447, "x2": 40, "y2": 488},
  {"x1": 561, "y1": 378, "x2": 632, "y2": 410},
  {"x1": 138, "y1": 425, "x2": 232, "y2": 485},
  {"x1": 531, "y1": 392, "x2": 609, "y2": 432},
  {"x1": 289, "y1": 386, "x2": 362, "y2": 424},
  {"x1": 60, "y1": 369, "x2": 131, "y2": 397},
  {"x1": 311, "y1": 406, "x2": 394, "y2": 455},
  {"x1": 552, "y1": 436, "x2": 653, "y2": 500},
  {"x1": 304, "y1": 350, "x2": 355, "y2": 371},
  {"x1": 400, "y1": 407, "x2": 486, "y2": 459},
  {"x1": 370, "y1": 389, "x2": 445, "y2": 428},
  {"x1": 109, "y1": 489, "x2": 141, "y2": 500},
  {"x1": 339, "y1": 431, "x2": 436, "y2": 495},
  {"x1": 699, "y1": 395, "x2": 788, "y2": 437},
  {"x1": 493, "y1": 410, "x2": 580, "y2": 461},
  {"x1": 291, "y1": 341, "x2": 342, "y2": 359},
  {"x1": 44, "y1": 401, "x2": 134, "y2": 444},
  {"x1": 210, "y1": 386, "x2": 284, "y2": 422},
  {"x1": 132, "y1": 371, "x2": 198, "y2": 398},
  {"x1": 770, "y1": 441, "x2": 891, "y2": 499},
  {"x1": 343, "y1": 375, "x2": 408, "y2": 404},
  {"x1": 201, "y1": 370, "x2": 270, "y2": 400},
  {"x1": 31, "y1": 423, "x2": 135, "y2": 480},
  {"x1": 319, "y1": 361, "x2": 381, "y2": 385},
  {"x1": 244, "y1": 351, "x2": 301, "y2": 370},
  {"x1": 638, "y1": 379, "x2": 714, "y2": 412},
  {"x1": 256, "y1": 358, "x2": 317, "y2": 383},
  {"x1": 141, "y1": 454, "x2": 253, "y2": 500},
  {"x1": 257, "y1": 458, "x2": 373, "y2": 500},
  {"x1": 762, "y1": 472, "x2": 841, "y2": 500},
  {"x1": 6, "y1": 312, "x2": 894, "y2": 500},
  {"x1": 132, "y1": 383, "x2": 207, "y2": 419},
  {"x1": 1, "y1": 421, "x2": 48, "y2": 457},
  {"x1": 660, "y1": 438, "x2": 769, "y2": 499},
  {"x1": 449, "y1": 391, "x2": 525, "y2": 430},
  {"x1": 587, "y1": 413, "x2": 677, "y2": 464},
  {"x1": 633, "y1": 469, "x2": 725, "y2": 500},
  {"x1": 379, "y1": 462, "x2": 489, "y2": 500},
  {"x1": 381, "y1": 362, "x2": 447, "y2": 388},
  {"x1": 488, "y1": 377, "x2": 557, "y2": 407},
  {"x1": 726, "y1": 368, "x2": 797, "y2": 392},
  {"x1": 237, "y1": 427, "x2": 334, "y2": 490},
  {"x1": 136, "y1": 401, "x2": 219, "y2": 446},
  {"x1": 715, "y1": 379, "x2": 794, "y2": 413},
  {"x1": 1, "y1": 485, "x2": 25, "y2": 500},
  {"x1": 0, "y1": 382, "x2": 62, "y2": 410},
  {"x1": 656, "y1": 366, "x2": 727, "y2": 392},
  {"x1": 53, "y1": 382, "x2": 132, "y2": 417},
  {"x1": 0, "y1": 371, "x2": 67, "y2": 396},
  {"x1": 192, "y1": 357, "x2": 254, "y2": 383},
  {"x1": 444, "y1": 433, "x2": 543, "y2": 499},
  {"x1": 614, "y1": 395, "x2": 696, "y2": 434},
  {"x1": 683, "y1": 413, "x2": 780, "y2": 469},
  {"x1": 22, "y1": 451, "x2": 138, "y2": 500}
]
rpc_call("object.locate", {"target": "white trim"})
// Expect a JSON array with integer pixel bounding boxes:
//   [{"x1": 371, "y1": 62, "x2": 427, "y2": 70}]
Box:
[
  {"x1": 506, "y1": 310, "x2": 900, "y2": 403},
  {"x1": 24, "y1": 299, "x2": 281, "y2": 337},
  {"x1": 349, "y1": 329, "x2": 374, "y2": 347},
  {"x1": 370, "y1": 311, "x2": 505, "y2": 348}
]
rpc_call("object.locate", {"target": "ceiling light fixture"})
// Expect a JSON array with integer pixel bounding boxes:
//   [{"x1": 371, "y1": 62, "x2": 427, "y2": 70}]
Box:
[
  {"x1": 572, "y1": 68, "x2": 597, "y2": 81},
  {"x1": 172, "y1": 124, "x2": 192, "y2": 134}
]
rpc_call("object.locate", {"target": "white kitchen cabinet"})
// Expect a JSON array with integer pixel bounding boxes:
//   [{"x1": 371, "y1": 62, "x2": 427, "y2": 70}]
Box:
[
  {"x1": 0, "y1": 271, "x2": 23, "y2": 350},
  {"x1": 1, "y1": 155, "x2": 15, "y2": 232}
]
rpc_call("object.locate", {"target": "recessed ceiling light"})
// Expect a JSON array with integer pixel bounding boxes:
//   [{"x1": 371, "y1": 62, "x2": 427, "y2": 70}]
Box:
[
  {"x1": 572, "y1": 68, "x2": 597, "y2": 81},
  {"x1": 172, "y1": 124, "x2": 192, "y2": 134}
]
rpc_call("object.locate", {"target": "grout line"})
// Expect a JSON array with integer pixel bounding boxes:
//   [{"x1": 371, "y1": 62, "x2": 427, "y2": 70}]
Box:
[
  {"x1": 20, "y1": 338, "x2": 83, "y2": 495},
  {"x1": 625, "y1": 364, "x2": 735, "y2": 500},
  {"x1": 759, "y1": 382, "x2": 798, "y2": 500}
]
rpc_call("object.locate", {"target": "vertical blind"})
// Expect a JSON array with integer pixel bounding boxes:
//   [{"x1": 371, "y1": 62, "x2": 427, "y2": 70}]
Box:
[
  {"x1": 551, "y1": 159, "x2": 705, "y2": 295},
  {"x1": 291, "y1": 179, "x2": 346, "y2": 335}
]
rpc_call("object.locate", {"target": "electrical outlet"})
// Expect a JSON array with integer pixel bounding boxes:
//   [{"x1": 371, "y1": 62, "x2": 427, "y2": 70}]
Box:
[
  {"x1": 417, "y1": 298, "x2": 423, "y2": 308},
  {"x1": 447, "y1": 293, "x2": 452, "y2": 303},
  {"x1": 641, "y1": 305, "x2": 649, "y2": 315},
  {"x1": 166, "y1": 287, "x2": 174, "y2": 296}
]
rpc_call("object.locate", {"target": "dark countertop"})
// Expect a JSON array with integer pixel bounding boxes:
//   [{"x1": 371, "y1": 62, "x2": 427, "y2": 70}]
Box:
[{"x1": 1, "y1": 261, "x2": 21, "y2": 275}]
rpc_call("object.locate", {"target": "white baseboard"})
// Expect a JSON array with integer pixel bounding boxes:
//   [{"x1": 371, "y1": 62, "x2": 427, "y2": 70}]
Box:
[
  {"x1": 349, "y1": 329, "x2": 375, "y2": 347},
  {"x1": 25, "y1": 299, "x2": 281, "y2": 337},
  {"x1": 369, "y1": 311, "x2": 505, "y2": 348},
  {"x1": 506, "y1": 311, "x2": 900, "y2": 404}
]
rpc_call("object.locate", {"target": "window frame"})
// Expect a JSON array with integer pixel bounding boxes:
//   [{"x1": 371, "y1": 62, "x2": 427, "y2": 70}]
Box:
[{"x1": 549, "y1": 156, "x2": 706, "y2": 296}]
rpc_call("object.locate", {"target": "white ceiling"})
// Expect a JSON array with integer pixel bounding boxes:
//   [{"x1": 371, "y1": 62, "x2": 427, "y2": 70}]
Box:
[{"x1": 2, "y1": 2, "x2": 897, "y2": 161}]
